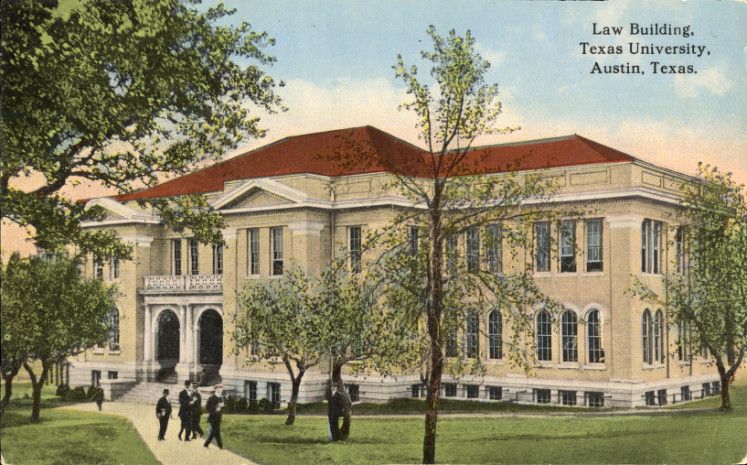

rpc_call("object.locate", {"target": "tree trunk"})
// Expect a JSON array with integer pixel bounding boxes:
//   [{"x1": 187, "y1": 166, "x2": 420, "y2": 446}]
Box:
[
  {"x1": 719, "y1": 371, "x2": 731, "y2": 411},
  {"x1": 24, "y1": 361, "x2": 49, "y2": 422},
  {"x1": 329, "y1": 359, "x2": 352, "y2": 441},
  {"x1": 423, "y1": 201, "x2": 445, "y2": 465},
  {"x1": 1, "y1": 361, "x2": 22, "y2": 412},
  {"x1": 285, "y1": 374, "x2": 303, "y2": 426}
]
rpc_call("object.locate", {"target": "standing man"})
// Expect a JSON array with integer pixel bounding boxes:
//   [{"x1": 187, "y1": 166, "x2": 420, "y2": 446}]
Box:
[
  {"x1": 156, "y1": 389, "x2": 172, "y2": 441},
  {"x1": 190, "y1": 383, "x2": 204, "y2": 439},
  {"x1": 203, "y1": 385, "x2": 224, "y2": 449},
  {"x1": 178, "y1": 380, "x2": 193, "y2": 441}
]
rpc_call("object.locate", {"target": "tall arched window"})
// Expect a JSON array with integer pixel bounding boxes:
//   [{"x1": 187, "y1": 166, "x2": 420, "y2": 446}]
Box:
[
  {"x1": 642, "y1": 309, "x2": 652, "y2": 364},
  {"x1": 536, "y1": 310, "x2": 552, "y2": 361},
  {"x1": 653, "y1": 310, "x2": 664, "y2": 363},
  {"x1": 465, "y1": 311, "x2": 479, "y2": 358},
  {"x1": 445, "y1": 323, "x2": 458, "y2": 358},
  {"x1": 108, "y1": 308, "x2": 120, "y2": 351},
  {"x1": 488, "y1": 309, "x2": 502, "y2": 359},
  {"x1": 587, "y1": 309, "x2": 603, "y2": 363},
  {"x1": 561, "y1": 310, "x2": 578, "y2": 362}
]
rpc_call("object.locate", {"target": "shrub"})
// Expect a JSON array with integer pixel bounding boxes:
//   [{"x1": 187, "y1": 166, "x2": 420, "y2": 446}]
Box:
[
  {"x1": 56, "y1": 384, "x2": 70, "y2": 398},
  {"x1": 258, "y1": 397, "x2": 275, "y2": 413},
  {"x1": 65, "y1": 386, "x2": 88, "y2": 401},
  {"x1": 247, "y1": 399, "x2": 259, "y2": 414}
]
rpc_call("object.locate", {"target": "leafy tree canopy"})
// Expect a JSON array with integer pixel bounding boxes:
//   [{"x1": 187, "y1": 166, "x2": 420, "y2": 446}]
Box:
[{"x1": 1, "y1": 0, "x2": 284, "y2": 258}]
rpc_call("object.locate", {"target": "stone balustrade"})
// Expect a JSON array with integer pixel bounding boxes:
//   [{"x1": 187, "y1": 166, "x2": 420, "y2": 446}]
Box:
[{"x1": 143, "y1": 274, "x2": 222, "y2": 292}]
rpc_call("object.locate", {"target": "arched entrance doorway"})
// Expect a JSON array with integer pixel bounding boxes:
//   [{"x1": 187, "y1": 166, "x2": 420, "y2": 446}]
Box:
[
  {"x1": 198, "y1": 309, "x2": 223, "y2": 384},
  {"x1": 156, "y1": 309, "x2": 180, "y2": 382}
]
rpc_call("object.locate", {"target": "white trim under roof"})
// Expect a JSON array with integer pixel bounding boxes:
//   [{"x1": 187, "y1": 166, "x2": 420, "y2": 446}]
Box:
[{"x1": 210, "y1": 178, "x2": 309, "y2": 210}]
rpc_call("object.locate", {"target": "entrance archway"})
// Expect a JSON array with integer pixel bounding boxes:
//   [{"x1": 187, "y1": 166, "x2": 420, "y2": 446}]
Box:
[
  {"x1": 199, "y1": 309, "x2": 223, "y2": 365},
  {"x1": 157, "y1": 309, "x2": 180, "y2": 362}
]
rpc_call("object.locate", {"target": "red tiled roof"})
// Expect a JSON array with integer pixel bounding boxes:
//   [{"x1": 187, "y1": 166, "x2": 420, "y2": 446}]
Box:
[{"x1": 115, "y1": 126, "x2": 636, "y2": 202}]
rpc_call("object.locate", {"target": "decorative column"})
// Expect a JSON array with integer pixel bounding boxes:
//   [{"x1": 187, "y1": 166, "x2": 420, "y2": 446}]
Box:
[
  {"x1": 143, "y1": 305, "x2": 152, "y2": 363},
  {"x1": 179, "y1": 305, "x2": 187, "y2": 363},
  {"x1": 185, "y1": 305, "x2": 194, "y2": 365}
]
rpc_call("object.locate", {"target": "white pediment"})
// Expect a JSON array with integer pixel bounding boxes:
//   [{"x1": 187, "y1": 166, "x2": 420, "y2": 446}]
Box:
[
  {"x1": 210, "y1": 179, "x2": 308, "y2": 210},
  {"x1": 86, "y1": 197, "x2": 144, "y2": 221}
]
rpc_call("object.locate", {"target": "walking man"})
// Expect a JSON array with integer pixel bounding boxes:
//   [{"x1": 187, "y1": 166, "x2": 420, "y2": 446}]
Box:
[
  {"x1": 178, "y1": 380, "x2": 193, "y2": 441},
  {"x1": 203, "y1": 385, "x2": 224, "y2": 449},
  {"x1": 156, "y1": 389, "x2": 172, "y2": 441},
  {"x1": 191, "y1": 383, "x2": 204, "y2": 439}
]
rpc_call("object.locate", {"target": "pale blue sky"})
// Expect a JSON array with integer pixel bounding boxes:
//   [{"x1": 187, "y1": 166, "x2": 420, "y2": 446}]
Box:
[{"x1": 205, "y1": 0, "x2": 746, "y2": 182}]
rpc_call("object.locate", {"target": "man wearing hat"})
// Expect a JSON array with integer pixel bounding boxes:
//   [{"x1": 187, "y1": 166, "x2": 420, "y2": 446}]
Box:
[
  {"x1": 190, "y1": 383, "x2": 204, "y2": 439},
  {"x1": 203, "y1": 385, "x2": 224, "y2": 449},
  {"x1": 155, "y1": 389, "x2": 172, "y2": 441},
  {"x1": 178, "y1": 380, "x2": 193, "y2": 441}
]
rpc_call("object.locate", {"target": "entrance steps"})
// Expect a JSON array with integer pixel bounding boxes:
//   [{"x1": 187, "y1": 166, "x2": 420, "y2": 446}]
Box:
[{"x1": 116, "y1": 382, "x2": 181, "y2": 405}]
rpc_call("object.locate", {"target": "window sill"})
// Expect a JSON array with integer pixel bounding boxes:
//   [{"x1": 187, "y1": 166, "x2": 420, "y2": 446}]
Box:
[
  {"x1": 533, "y1": 272, "x2": 552, "y2": 278},
  {"x1": 108, "y1": 350, "x2": 121, "y2": 356},
  {"x1": 91, "y1": 349, "x2": 105, "y2": 355},
  {"x1": 582, "y1": 364, "x2": 607, "y2": 370},
  {"x1": 268, "y1": 275, "x2": 284, "y2": 279},
  {"x1": 245, "y1": 274, "x2": 262, "y2": 280},
  {"x1": 535, "y1": 361, "x2": 554, "y2": 368},
  {"x1": 556, "y1": 363, "x2": 581, "y2": 369},
  {"x1": 642, "y1": 363, "x2": 665, "y2": 370}
]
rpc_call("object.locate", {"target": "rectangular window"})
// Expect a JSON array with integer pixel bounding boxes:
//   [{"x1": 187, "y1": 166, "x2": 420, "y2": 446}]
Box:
[
  {"x1": 712, "y1": 381, "x2": 720, "y2": 394},
  {"x1": 488, "y1": 386, "x2": 503, "y2": 400},
  {"x1": 534, "y1": 221, "x2": 550, "y2": 272},
  {"x1": 107, "y1": 371, "x2": 118, "y2": 380},
  {"x1": 94, "y1": 255, "x2": 104, "y2": 280},
  {"x1": 445, "y1": 234, "x2": 458, "y2": 273},
  {"x1": 702, "y1": 383, "x2": 711, "y2": 397},
  {"x1": 268, "y1": 382, "x2": 281, "y2": 404},
  {"x1": 411, "y1": 384, "x2": 423, "y2": 398},
  {"x1": 445, "y1": 325, "x2": 458, "y2": 358},
  {"x1": 172, "y1": 239, "x2": 182, "y2": 276},
  {"x1": 349, "y1": 226, "x2": 362, "y2": 274},
  {"x1": 248, "y1": 229, "x2": 260, "y2": 275},
  {"x1": 680, "y1": 385, "x2": 691, "y2": 402},
  {"x1": 534, "y1": 388, "x2": 551, "y2": 404},
  {"x1": 675, "y1": 226, "x2": 686, "y2": 274},
  {"x1": 443, "y1": 383, "x2": 457, "y2": 397},
  {"x1": 657, "y1": 389, "x2": 668, "y2": 406},
  {"x1": 466, "y1": 226, "x2": 480, "y2": 272},
  {"x1": 408, "y1": 226, "x2": 419, "y2": 255},
  {"x1": 560, "y1": 390, "x2": 577, "y2": 406},
  {"x1": 347, "y1": 384, "x2": 360, "y2": 402},
  {"x1": 485, "y1": 224, "x2": 502, "y2": 273},
  {"x1": 271, "y1": 227, "x2": 283, "y2": 275},
  {"x1": 212, "y1": 243, "x2": 223, "y2": 275},
  {"x1": 642, "y1": 219, "x2": 663, "y2": 274},
  {"x1": 244, "y1": 380, "x2": 257, "y2": 401},
  {"x1": 466, "y1": 385, "x2": 480, "y2": 399},
  {"x1": 585, "y1": 391, "x2": 604, "y2": 407},
  {"x1": 189, "y1": 239, "x2": 199, "y2": 275},
  {"x1": 559, "y1": 220, "x2": 576, "y2": 273},
  {"x1": 586, "y1": 219, "x2": 603, "y2": 272},
  {"x1": 91, "y1": 370, "x2": 101, "y2": 388},
  {"x1": 109, "y1": 254, "x2": 120, "y2": 280},
  {"x1": 645, "y1": 391, "x2": 656, "y2": 406}
]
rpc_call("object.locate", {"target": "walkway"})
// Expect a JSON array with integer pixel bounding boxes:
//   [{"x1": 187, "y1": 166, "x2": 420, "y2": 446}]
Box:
[{"x1": 59, "y1": 402, "x2": 257, "y2": 465}]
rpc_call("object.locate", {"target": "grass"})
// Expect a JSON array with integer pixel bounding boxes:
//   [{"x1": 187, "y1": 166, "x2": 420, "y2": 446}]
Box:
[
  {"x1": 223, "y1": 384, "x2": 747, "y2": 465},
  {"x1": 0, "y1": 383, "x2": 159, "y2": 465}
]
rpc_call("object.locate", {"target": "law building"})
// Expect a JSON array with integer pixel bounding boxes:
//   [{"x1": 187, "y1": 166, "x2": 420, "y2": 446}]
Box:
[{"x1": 69, "y1": 125, "x2": 719, "y2": 408}]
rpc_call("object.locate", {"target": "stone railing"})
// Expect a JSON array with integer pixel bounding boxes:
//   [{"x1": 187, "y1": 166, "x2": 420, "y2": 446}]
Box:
[{"x1": 143, "y1": 274, "x2": 222, "y2": 292}]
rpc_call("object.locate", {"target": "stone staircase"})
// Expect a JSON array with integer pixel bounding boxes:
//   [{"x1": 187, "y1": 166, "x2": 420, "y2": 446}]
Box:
[{"x1": 117, "y1": 382, "x2": 181, "y2": 405}]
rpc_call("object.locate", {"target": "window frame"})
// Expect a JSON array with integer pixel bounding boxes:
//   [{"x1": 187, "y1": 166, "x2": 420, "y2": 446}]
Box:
[
  {"x1": 559, "y1": 220, "x2": 577, "y2": 273},
  {"x1": 408, "y1": 226, "x2": 419, "y2": 256},
  {"x1": 109, "y1": 254, "x2": 120, "y2": 280},
  {"x1": 642, "y1": 309, "x2": 653, "y2": 365},
  {"x1": 172, "y1": 239, "x2": 182, "y2": 276},
  {"x1": 586, "y1": 309, "x2": 603, "y2": 363},
  {"x1": 108, "y1": 308, "x2": 120, "y2": 351},
  {"x1": 466, "y1": 226, "x2": 480, "y2": 272},
  {"x1": 488, "y1": 309, "x2": 503, "y2": 360},
  {"x1": 534, "y1": 221, "x2": 551, "y2": 272},
  {"x1": 271, "y1": 227, "x2": 284, "y2": 276},
  {"x1": 536, "y1": 309, "x2": 552, "y2": 362},
  {"x1": 561, "y1": 310, "x2": 578, "y2": 362},
  {"x1": 248, "y1": 228, "x2": 260, "y2": 275},
  {"x1": 189, "y1": 239, "x2": 199, "y2": 275},
  {"x1": 485, "y1": 223, "x2": 502, "y2": 273},
  {"x1": 349, "y1": 226, "x2": 362, "y2": 274},
  {"x1": 212, "y1": 242, "x2": 223, "y2": 275},
  {"x1": 465, "y1": 310, "x2": 479, "y2": 359},
  {"x1": 585, "y1": 218, "x2": 603, "y2": 272}
]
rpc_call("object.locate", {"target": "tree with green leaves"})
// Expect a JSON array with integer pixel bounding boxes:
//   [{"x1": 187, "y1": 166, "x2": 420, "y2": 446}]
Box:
[
  {"x1": 368, "y1": 26, "x2": 563, "y2": 463},
  {"x1": 1, "y1": 252, "x2": 117, "y2": 421},
  {"x1": 0, "y1": 0, "x2": 284, "y2": 259},
  {"x1": 234, "y1": 262, "x2": 419, "y2": 434},
  {"x1": 633, "y1": 164, "x2": 747, "y2": 411}
]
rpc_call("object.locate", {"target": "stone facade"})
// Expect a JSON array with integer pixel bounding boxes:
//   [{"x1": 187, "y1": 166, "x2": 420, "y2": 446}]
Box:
[{"x1": 70, "y1": 129, "x2": 719, "y2": 407}]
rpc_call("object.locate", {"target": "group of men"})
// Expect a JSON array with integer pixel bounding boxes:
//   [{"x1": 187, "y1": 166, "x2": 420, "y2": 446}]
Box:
[{"x1": 155, "y1": 380, "x2": 224, "y2": 448}]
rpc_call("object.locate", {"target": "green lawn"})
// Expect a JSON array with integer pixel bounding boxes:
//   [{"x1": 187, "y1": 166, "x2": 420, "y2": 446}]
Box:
[
  {"x1": 0, "y1": 383, "x2": 159, "y2": 465},
  {"x1": 223, "y1": 385, "x2": 747, "y2": 465}
]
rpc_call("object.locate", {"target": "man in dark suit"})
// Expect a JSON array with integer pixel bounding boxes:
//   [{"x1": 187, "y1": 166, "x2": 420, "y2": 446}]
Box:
[
  {"x1": 203, "y1": 385, "x2": 224, "y2": 449},
  {"x1": 190, "y1": 384, "x2": 204, "y2": 439},
  {"x1": 178, "y1": 380, "x2": 193, "y2": 441},
  {"x1": 156, "y1": 389, "x2": 172, "y2": 441}
]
